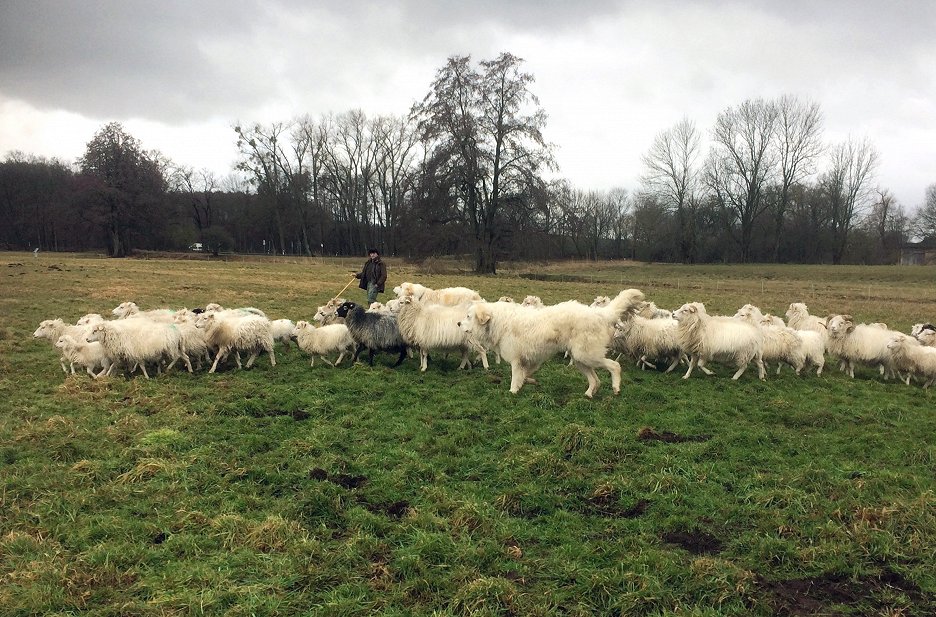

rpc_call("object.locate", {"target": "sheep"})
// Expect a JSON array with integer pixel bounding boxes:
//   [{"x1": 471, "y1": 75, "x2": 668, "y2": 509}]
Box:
[
  {"x1": 204, "y1": 303, "x2": 268, "y2": 319},
  {"x1": 270, "y1": 318, "x2": 296, "y2": 349},
  {"x1": 313, "y1": 298, "x2": 346, "y2": 325},
  {"x1": 887, "y1": 335, "x2": 936, "y2": 387},
  {"x1": 497, "y1": 296, "x2": 516, "y2": 303},
  {"x1": 762, "y1": 317, "x2": 826, "y2": 376},
  {"x1": 335, "y1": 301, "x2": 408, "y2": 367},
  {"x1": 825, "y1": 314, "x2": 898, "y2": 379},
  {"x1": 590, "y1": 296, "x2": 611, "y2": 308},
  {"x1": 111, "y1": 301, "x2": 176, "y2": 322},
  {"x1": 396, "y1": 296, "x2": 487, "y2": 372},
  {"x1": 910, "y1": 323, "x2": 936, "y2": 341},
  {"x1": 54, "y1": 334, "x2": 112, "y2": 378},
  {"x1": 76, "y1": 313, "x2": 106, "y2": 326},
  {"x1": 195, "y1": 312, "x2": 276, "y2": 373},
  {"x1": 171, "y1": 313, "x2": 213, "y2": 370},
  {"x1": 612, "y1": 314, "x2": 685, "y2": 373},
  {"x1": 521, "y1": 295, "x2": 544, "y2": 308},
  {"x1": 914, "y1": 327, "x2": 936, "y2": 348},
  {"x1": 735, "y1": 306, "x2": 807, "y2": 375},
  {"x1": 292, "y1": 321, "x2": 355, "y2": 367},
  {"x1": 384, "y1": 298, "x2": 403, "y2": 314},
  {"x1": 33, "y1": 318, "x2": 93, "y2": 374},
  {"x1": 636, "y1": 301, "x2": 672, "y2": 319},
  {"x1": 785, "y1": 303, "x2": 827, "y2": 337},
  {"x1": 87, "y1": 319, "x2": 191, "y2": 378},
  {"x1": 368, "y1": 302, "x2": 389, "y2": 313},
  {"x1": 393, "y1": 282, "x2": 483, "y2": 306},
  {"x1": 673, "y1": 302, "x2": 765, "y2": 380}
]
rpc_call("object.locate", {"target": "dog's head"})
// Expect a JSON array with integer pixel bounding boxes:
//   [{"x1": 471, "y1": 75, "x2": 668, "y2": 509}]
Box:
[{"x1": 458, "y1": 302, "x2": 491, "y2": 334}]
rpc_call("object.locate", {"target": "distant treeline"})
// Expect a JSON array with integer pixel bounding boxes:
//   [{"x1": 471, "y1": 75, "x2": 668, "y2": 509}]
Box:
[{"x1": 2, "y1": 53, "x2": 933, "y2": 269}]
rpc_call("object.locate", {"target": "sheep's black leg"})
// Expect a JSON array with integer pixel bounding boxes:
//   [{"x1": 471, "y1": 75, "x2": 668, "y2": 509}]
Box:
[
  {"x1": 352, "y1": 343, "x2": 364, "y2": 362},
  {"x1": 394, "y1": 347, "x2": 407, "y2": 367},
  {"x1": 368, "y1": 349, "x2": 375, "y2": 366}
]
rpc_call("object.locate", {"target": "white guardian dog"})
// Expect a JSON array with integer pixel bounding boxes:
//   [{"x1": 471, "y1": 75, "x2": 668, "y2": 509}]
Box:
[{"x1": 458, "y1": 289, "x2": 645, "y2": 397}]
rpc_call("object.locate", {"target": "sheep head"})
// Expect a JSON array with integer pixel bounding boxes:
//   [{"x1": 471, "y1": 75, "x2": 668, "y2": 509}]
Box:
[
  {"x1": 335, "y1": 301, "x2": 358, "y2": 318},
  {"x1": 498, "y1": 296, "x2": 516, "y2": 303}
]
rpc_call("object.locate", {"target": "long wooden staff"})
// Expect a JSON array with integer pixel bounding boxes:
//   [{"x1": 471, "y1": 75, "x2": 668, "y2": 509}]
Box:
[{"x1": 331, "y1": 276, "x2": 357, "y2": 303}]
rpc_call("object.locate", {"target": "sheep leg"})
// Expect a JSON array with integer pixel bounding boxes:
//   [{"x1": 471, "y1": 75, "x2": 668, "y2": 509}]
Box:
[
  {"x1": 139, "y1": 363, "x2": 151, "y2": 379},
  {"x1": 334, "y1": 351, "x2": 346, "y2": 366},
  {"x1": 457, "y1": 350, "x2": 472, "y2": 370},
  {"x1": 756, "y1": 353, "x2": 766, "y2": 381},
  {"x1": 419, "y1": 349, "x2": 429, "y2": 372},
  {"x1": 697, "y1": 359, "x2": 715, "y2": 376},
  {"x1": 367, "y1": 349, "x2": 376, "y2": 366},
  {"x1": 60, "y1": 358, "x2": 68, "y2": 374},
  {"x1": 731, "y1": 362, "x2": 749, "y2": 381},
  {"x1": 318, "y1": 356, "x2": 335, "y2": 367},
  {"x1": 683, "y1": 356, "x2": 698, "y2": 379},
  {"x1": 352, "y1": 344, "x2": 365, "y2": 363},
  {"x1": 209, "y1": 346, "x2": 229, "y2": 373},
  {"x1": 664, "y1": 355, "x2": 680, "y2": 373},
  {"x1": 266, "y1": 343, "x2": 276, "y2": 367},
  {"x1": 393, "y1": 348, "x2": 407, "y2": 367},
  {"x1": 245, "y1": 352, "x2": 259, "y2": 368}
]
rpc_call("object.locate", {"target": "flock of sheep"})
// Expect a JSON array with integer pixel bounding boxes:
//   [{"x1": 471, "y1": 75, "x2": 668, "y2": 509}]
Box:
[{"x1": 32, "y1": 281, "x2": 936, "y2": 397}]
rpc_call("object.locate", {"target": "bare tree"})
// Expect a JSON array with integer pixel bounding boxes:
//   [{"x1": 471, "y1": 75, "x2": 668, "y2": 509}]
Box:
[
  {"x1": 913, "y1": 183, "x2": 936, "y2": 240},
  {"x1": 234, "y1": 121, "x2": 292, "y2": 253},
  {"x1": 770, "y1": 95, "x2": 823, "y2": 260},
  {"x1": 822, "y1": 137, "x2": 879, "y2": 264},
  {"x1": 416, "y1": 52, "x2": 552, "y2": 273},
  {"x1": 371, "y1": 114, "x2": 420, "y2": 255},
  {"x1": 641, "y1": 117, "x2": 702, "y2": 262},
  {"x1": 707, "y1": 98, "x2": 779, "y2": 262}
]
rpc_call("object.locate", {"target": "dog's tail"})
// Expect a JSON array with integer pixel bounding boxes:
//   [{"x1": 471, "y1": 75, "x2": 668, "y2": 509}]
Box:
[{"x1": 605, "y1": 289, "x2": 645, "y2": 322}]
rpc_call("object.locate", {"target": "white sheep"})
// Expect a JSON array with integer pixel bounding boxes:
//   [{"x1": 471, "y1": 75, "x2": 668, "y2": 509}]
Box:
[
  {"x1": 785, "y1": 303, "x2": 827, "y2": 338},
  {"x1": 54, "y1": 334, "x2": 112, "y2": 378},
  {"x1": 270, "y1": 318, "x2": 296, "y2": 348},
  {"x1": 87, "y1": 319, "x2": 191, "y2": 378},
  {"x1": 111, "y1": 301, "x2": 176, "y2": 322},
  {"x1": 914, "y1": 328, "x2": 936, "y2": 348},
  {"x1": 673, "y1": 302, "x2": 765, "y2": 380},
  {"x1": 203, "y1": 303, "x2": 268, "y2": 319},
  {"x1": 368, "y1": 302, "x2": 389, "y2": 313},
  {"x1": 825, "y1": 314, "x2": 897, "y2": 379},
  {"x1": 292, "y1": 321, "x2": 355, "y2": 367},
  {"x1": 612, "y1": 315, "x2": 684, "y2": 373},
  {"x1": 396, "y1": 296, "x2": 487, "y2": 372},
  {"x1": 636, "y1": 301, "x2": 672, "y2": 319},
  {"x1": 735, "y1": 306, "x2": 808, "y2": 375},
  {"x1": 590, "y1": 296, "x2": 611, "y2": 308},
  {"x1": 887, "y1": 334, "x2": 936, "y2": 387},
  {"x1": 393, "y1": 282, "x2": 483, "y2": 306},
  {"x1": 313, "y1": 298, "x2": 346, "y2": 325},
  {"x1": 195, "y1": 312, "x2": 275, "y2": 373},
  {"x1": 762, "y1": 316, "x2": 825, "y2": 376},
  {"x1": 497, "y1": 296, "x2": 516, "y2": 303},
  {"x1": 171, "y1": 313, "x2": 213, "y2": 370},
  {"x1": 521, "y1": 295, "x2": 544, "y2": 308},
  {"x1": 33, "y1": 318, "x2": 93, "y2": 374},
  {"x1": 76, "y1": 313, "x2": 106, "y2": 326}
]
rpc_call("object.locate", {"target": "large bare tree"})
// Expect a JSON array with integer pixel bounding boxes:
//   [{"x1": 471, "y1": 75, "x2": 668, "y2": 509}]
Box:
[
  {"x1": 771, "y1": 95, "x2": 823, "y2": 260},
  {"x1": 822, "y1": 137, "x2": 879, "y2": 264},
  {"x1": 641, "y1": 117, "x2": 702, "y2": 262},
  {"x1": 416, "y1": 52, "x2": 552, "y2": 273},
  {"x1": 707, "y1": 98, "x2": 779, "y2": 262}
]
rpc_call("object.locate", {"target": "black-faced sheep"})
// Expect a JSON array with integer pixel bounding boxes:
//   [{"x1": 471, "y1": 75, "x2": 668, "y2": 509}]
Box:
[{"x1": 335, "y1": 301, "x2": 407, "y2": 367}]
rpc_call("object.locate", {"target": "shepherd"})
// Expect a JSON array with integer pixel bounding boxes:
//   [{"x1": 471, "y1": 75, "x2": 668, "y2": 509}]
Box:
[{"x1": 352, "y1": 248, "x2": 387, "y2": 305}]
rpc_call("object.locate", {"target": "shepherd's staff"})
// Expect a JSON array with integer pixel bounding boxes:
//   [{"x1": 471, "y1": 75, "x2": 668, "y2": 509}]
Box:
[{"x1": 331, "y1": 276, "x2": 358, "y2": 304}]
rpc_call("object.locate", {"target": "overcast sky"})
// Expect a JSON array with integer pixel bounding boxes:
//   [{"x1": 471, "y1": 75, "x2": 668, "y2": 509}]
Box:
[{"x1": 1, "y1": 0, "x2": 933, "y2": 208}]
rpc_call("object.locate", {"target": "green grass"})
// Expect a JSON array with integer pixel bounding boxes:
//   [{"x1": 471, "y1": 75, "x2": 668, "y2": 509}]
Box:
[{"x1": 1, "y1": 253, "x2": 935, "y2": 616}]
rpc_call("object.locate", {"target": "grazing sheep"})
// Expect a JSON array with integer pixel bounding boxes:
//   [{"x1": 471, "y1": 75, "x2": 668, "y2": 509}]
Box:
[
  {"x1": 826, "y1": 315, "x2": 897, "y2": 379},
  {"x1": 396, "y1": 296, "x2": 486, "y2": 372},
  {"x1": 335, "y1": 301, "x2": 408, "y2": 367},
  {"x1": 195, "y1": 312, "x2": 276, "y2": 373},
  {"x1": 785, "y1": 303, "x2": 827, "y2": 338},
  {"x1": 673, "y1": 302, "x2": 765, "y2": 381},
  {"x1": 292, "y1": 321, "x2": 355, "y2": 367},
  {"x1": 393, "y1": 282, "x2": 483, "y2": 306},
  {"x1": 458, "y1": 289, "x2": 645, "y2": 397},
  {"x1": 54, "y1": 334, "x2": 111, "y2": 378},
  {"x1": 33, "y1": 319, "x2": 93, "y2": 374},
  {"x1": 887, "y1": 335, "x2": 936, "y2": 387},
  {"x1": 87, "y1": 319, "x2": 191, "y2": 378},
  {"x1": 612, "y1": 315, "x2": 684, "y2": 373}
]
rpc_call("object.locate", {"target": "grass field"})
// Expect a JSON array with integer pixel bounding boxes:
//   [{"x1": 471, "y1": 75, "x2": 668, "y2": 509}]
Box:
[{"x1": 1, "y1": 253, "x2": 935, "y2": 616}]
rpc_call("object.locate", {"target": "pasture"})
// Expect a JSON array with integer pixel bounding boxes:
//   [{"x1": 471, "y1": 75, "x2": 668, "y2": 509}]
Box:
[{"x1": 1, "y1": 253, "x2": 935, "y2": 616}]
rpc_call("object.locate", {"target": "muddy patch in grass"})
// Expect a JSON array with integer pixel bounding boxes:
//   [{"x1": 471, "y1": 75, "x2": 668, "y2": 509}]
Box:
[
  {"x1": 638, "y1": 427, "x2": 711, "y2": 443},
  {"x1": 360, "y1": 499, "x2": 410, "y2": 518},
  {"x1": 306, "y1": 467, "x2": 367, "y2": 489},
  {"x1": 585, "y1": 495, "x2": 651, "y2": 518},
  {"x1": 759, "y1": 568, "x2": 934, "y2": 616},
  {"x1": 661, "y1": 530, "x2": 724, "y2": 555}
]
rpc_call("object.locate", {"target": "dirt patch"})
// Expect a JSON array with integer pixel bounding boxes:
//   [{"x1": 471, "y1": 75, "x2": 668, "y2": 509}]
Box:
[
  {"x1": 360, "y1": 499, "x2": 410, "y2": 518},
  {"x1": 661, "y1": 530, "x2": 724, "y2": 555},
  {"x1": 586, "y1": 494, "x2": 651, "y2": 518},
  {"x1": 152, "y1": 531, "x2": 169, "y2": 544},
  {"x1": 759, "y1": 568, "x2": 934, "y2": 616},
  {"x1": 308, "y1": 467, "x2": 328, "y2": 481},
  {"x1": 638, "y1": 427, "x2": 711, "y2": 443},
  {"x1": 330, "y1": 473, "x2": 367, "y2": 489}
]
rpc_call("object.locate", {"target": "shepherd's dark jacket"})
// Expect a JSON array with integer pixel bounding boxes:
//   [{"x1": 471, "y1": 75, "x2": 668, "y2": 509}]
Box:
[{"x1": 356, "y1": 258, "x2": 387, "y2": 293}]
